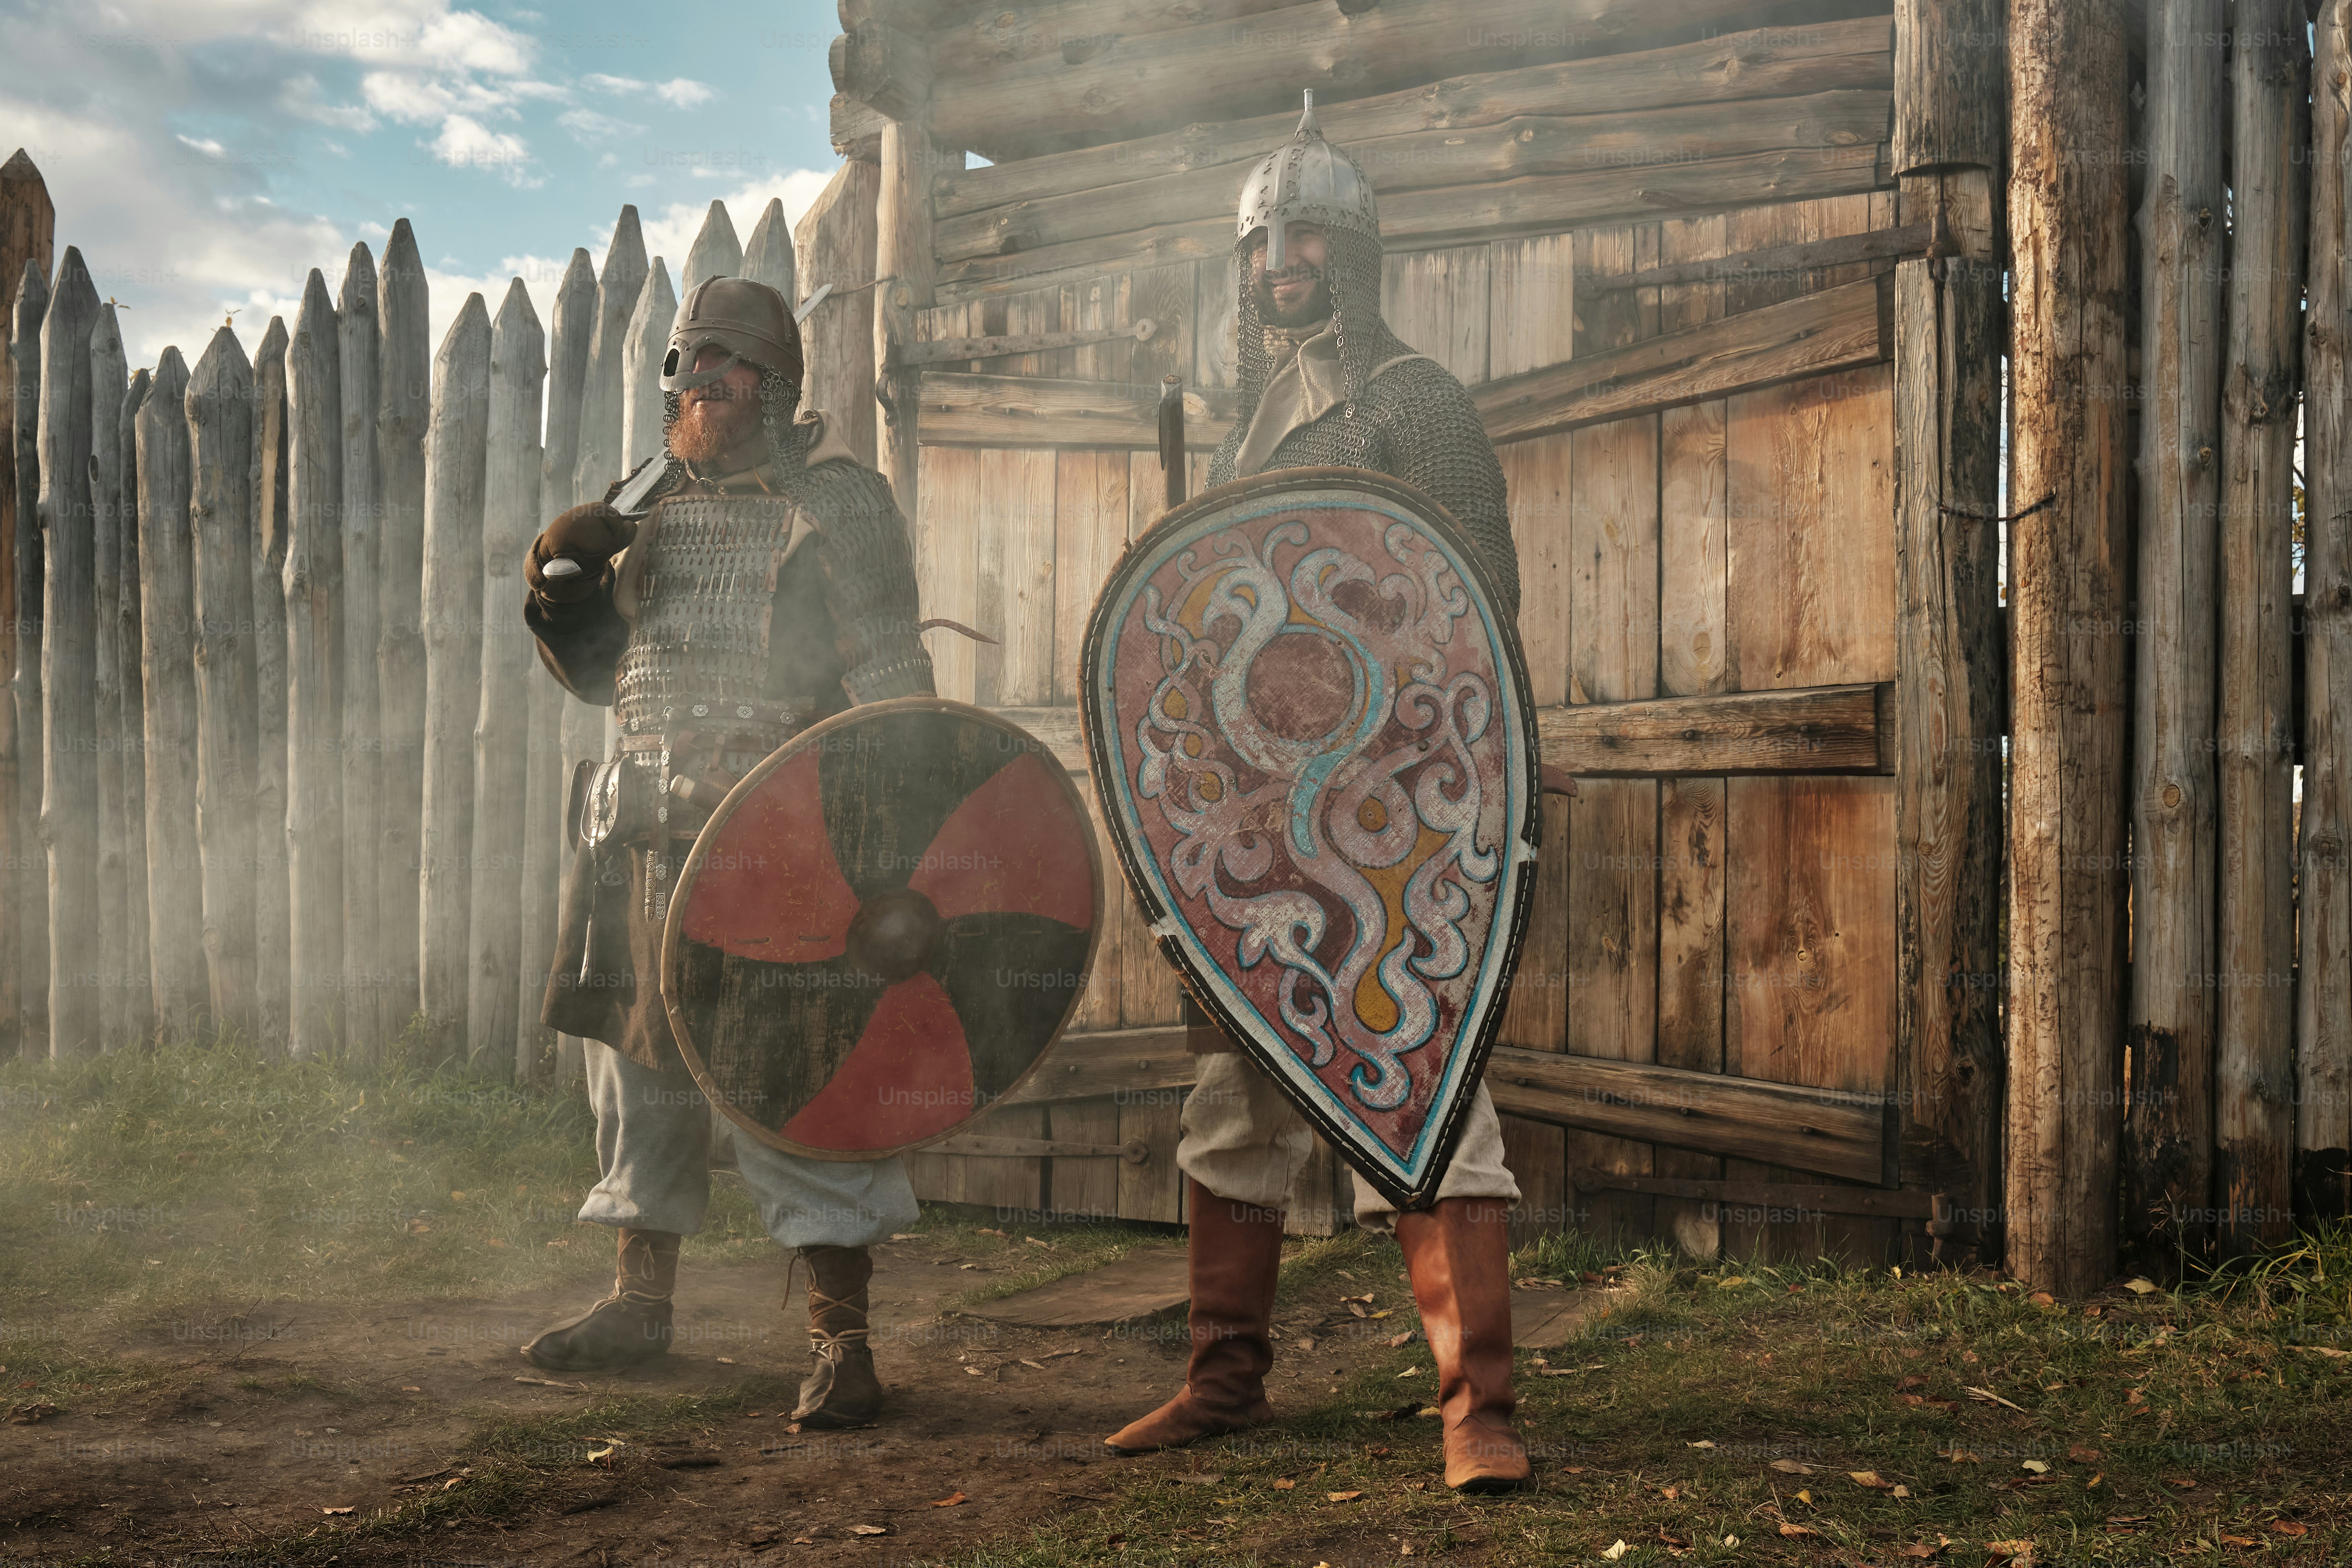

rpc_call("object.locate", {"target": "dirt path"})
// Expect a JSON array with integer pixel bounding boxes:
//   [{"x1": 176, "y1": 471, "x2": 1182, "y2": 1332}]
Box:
[{"x1": 0, "y1": 1232, "x2": 1426, "y2": 1566}]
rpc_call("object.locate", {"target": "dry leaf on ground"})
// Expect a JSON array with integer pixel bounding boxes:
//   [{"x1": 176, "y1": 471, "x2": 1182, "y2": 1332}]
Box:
[
  {"x1": 1769, "y1": 1458, "x2": 1815, "y2": 1474},
  {"x1": 2272, "y1": 1521, "x2": 2309, "y2": 1537},
  {"x1": 1687, "y1": 1440, "x2": 1715, "y2": 1449},
  {"x1": 1851, "y1": 1470, "x2": 1895, "y2": 1489},
  {"x1": 2020, "y1": 1460, "x2": 2050, "y2": 1474},
  {"x1": 1897, "y1": 1539, "x2": 1952, "y2": 1559},
  {"x1": 1272, "y1": 1478, "x2": 1296, "y2": 1491},
  {"x1": 1327, "y1": 1491, "x2": 1363, "y2": 1502},
  {"x1": 2068, "y1": 1444, "x2": 2102, "y2": 1462},
  {"x1": 1778, "y1": 1522, "x2": 1816, "y2": 1537},
  {"x1": 932, "y1": 1492, "x2": 966, "y2": 1507},
  {"x1": 1601, "y1": 1541, "x2": 1631, "y2": 1561},
  {"x1": 2121, "y1": 1277, "x2": 2159, "y2": 1294},
  {"x1": 321, "y1": 1506, "x2": 354, "y2": 1516}
]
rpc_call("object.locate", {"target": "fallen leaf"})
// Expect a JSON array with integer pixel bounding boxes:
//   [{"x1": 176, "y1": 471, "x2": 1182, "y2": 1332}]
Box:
[
  {"x1": 1897, "y1": 1540, "x2": 1948, "y2": 1559},
  {"x1": 2220, "y1": 1535, "x2": 2256, "y2": 1547},
  {"x1": 716, "y1": 1357, "x2": 736, "y2": 1365},
  {"x1": 1687, "y1": 1439, "x2": 1715, "y2": 1449},
  {"x1": 1795, "y1": 1489, "x2": 1812, "y2": 1504},
  {"x1": 2068, "y1": 1444, "x2": 2102, "y2": 1462},
  {"x1": 2290, "y1": 1344, "x2": 2351, "y2": 1359},
  {"x1": 2020, "y1": 1459, "x2": 2050, "y2": 1474},
  {"x1": 586, "y1": 1446, "x2": 615, "y2": 1464},
  {"x1": 1897, "y1": 1375, "x2": 1929, "y2": 1392},
  {"x1": 1965, "y1": 1385, "x2": 2029, "y2": 1413},
  {"x1": 2087, "y1": 1472, "x2": 2102, "y2": 1488},
  {"x1": 1327, "y1": 1490, "x2": 1363, "y2": 1502},
  {"x1": 1601, "y1": 1542, "x2": 1631, "y2": 1561},
  {"x1": 7, "y1": 1401, "x2": 58, "y2": 1425},
  {"x1": 1892, "y1": 1484, "x2": 1913, "y2": 1497},
  {"x1": 1717, "y1": 1275, "x2": 1749, "y2": 1289},
  {"x1": 1385, "y1": 1330, "x2": 1414, "y2": 1348},
  {"x1": 976, "y1": 1227, "x2": 1008, "y2": 1238},
  {"x1": 932, "y1": 1492, "x2": 966, "y2": 1507},
  {"x1": 1940, "y1": 1448, "x2": 1981, "y2": 1464},
  {"x1": 2029, "y1": 1291, "x2": 2055, "y2": 1307},
  {"x1": 2121, "y1": 1277, "x2": 2159, "y2": 1295},
  {"x1": 964, "y1": 1366, "x2": 986, "y2": 1376},
  {"x1": 1272, "y1": 1478, "x2": 1296, "y2": 1491},
  {"x1": 322, "y1": 1506, "x2": 355, "y2": 1516},
  {"x1": 847, "y1": 1525, "x2": 888, "y2": 1537},
  {"x1": 1987, "y1": 1541, "x2": 2034, "y2": 1563},
  {"x1": 2164, "y1": 1476, "x2": 2199, "y2": 1489},
  {"x1": 1850, "y1": 1470, "x2": 1894, "y2": 1489},
  {"x1": 400, "y1": 1386, "x2": 421, "y2": 1393},
  {"x1": 1769, "y1": 1458, "x2": 1815, "y2": 1475},
  {"x1": 1514, "y1": 1277, "x2": 1564, "y2": 1289},
  {"x1": 1779, "y1": 1522, "x2": 1816, "y2": 1537},
  {"x1": 2273, "y1": 1520, "x2": 2309, "y2": 1536}
]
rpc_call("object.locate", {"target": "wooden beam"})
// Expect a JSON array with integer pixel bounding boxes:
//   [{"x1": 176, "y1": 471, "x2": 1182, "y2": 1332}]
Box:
[
  {"x1": 0, "y1": 147, "x2": 52, "y2": 1060},
  {"x1": 1473, "y1": 275, "x2": 1889, "y2": 445},
  {"x1": 829, "y1": 19, "x2": 933, "y2": 124},
  {"x1": 1894, "y1": 164, "x2": 2006, "y2": 1255},
  {"x1": 1543, "y1": 683, "x2": 1889, "y2": 777},
  {"x1": 915, "y1": 371, "x2": 1236, "y2": 448},
  {"x1": 830, "y1": 93, "x2": 887, "y2": 164},
  {"x1": 797, "y1": 160, "x2": 882, "y2": 469},
  {"x1": 1586, "y1": 222, "x2": 1929, "y2": 293},
  {"x1": 993, "y1": 683, "x2": 1890, "y2": 780},
  {"x1": 936, "y1": 145, "x2": 1891, "y2": 301},
  {"x1": 2298, "y1": 0, "x2": 2352, "y2": 1225},
  {"x1": 2125, "y1": 0, "x2": 2224, "y2": 1264},
  {"x1": 1894, "y1": 0, "x2": 2003, "y2": 175},
  {"x1": 2214, "y1": 0, "x2": 2308, "y2": 1259},
  {"x1": 1485, "y1": 1045, "x2": 1884, "y2": 1186},
  {"x1": 2004, "y1": 0, "x2": 2132, "y2": 1297},
  {"x1": 875, "y1": 119, "x2": 936, "y2": 527},
  {"x1": 1570, "y1": 1169, "x2": 1937, "y2": 1220},
  {"x1": 934, "y1": 91, "x2": 1894, "y2": 269},
  {"x1": 932, "y1": 18, "x2": 1895, "y2": 219},
  {"x1": 865, "y1": 0, "x2": 1796, "y2": 161},
  {"x1": 994, "y1": 1024, "x2": 1191, "y2": 1105}
]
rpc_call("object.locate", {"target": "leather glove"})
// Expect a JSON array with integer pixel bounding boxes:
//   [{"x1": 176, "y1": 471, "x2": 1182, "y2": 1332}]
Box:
[{"x1": 527, "y1": 501, "x2": 636, "y2": 602}]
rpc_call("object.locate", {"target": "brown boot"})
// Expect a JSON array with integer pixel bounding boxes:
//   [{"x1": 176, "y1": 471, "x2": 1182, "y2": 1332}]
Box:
[
  {"x1": 790, "y1": 1246, "x2": 882, "y2": 1429},
  {"x1": 1104, "y1": 1179, "x2": 1284, "y2": 1454},
  {"x1": 521, "y1": 1228, "x2": 678, "y2": 1371},
  {"x1": 1397, "y1": 1198, "x2": 1530, "y2": 1493}
]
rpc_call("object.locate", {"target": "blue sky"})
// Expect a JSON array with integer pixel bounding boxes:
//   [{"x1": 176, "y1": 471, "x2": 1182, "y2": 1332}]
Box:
[{"x1": 0, "y1": 0, "x2": 851, "y2": 367}]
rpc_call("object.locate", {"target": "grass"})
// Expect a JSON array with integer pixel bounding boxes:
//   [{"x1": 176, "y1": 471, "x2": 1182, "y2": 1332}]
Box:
[{"x1": 5, "y1": 1044, "x2": 2350, "y2": 1565}]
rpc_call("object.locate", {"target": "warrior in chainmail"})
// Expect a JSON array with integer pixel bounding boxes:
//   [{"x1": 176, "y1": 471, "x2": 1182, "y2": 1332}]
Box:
[
  {"x1": 520, "y1": 276, "x2": 932, "y2": 1428},
  {"x1": 1106, "y1": 94, "x2": 1532, "y2": 1495}
]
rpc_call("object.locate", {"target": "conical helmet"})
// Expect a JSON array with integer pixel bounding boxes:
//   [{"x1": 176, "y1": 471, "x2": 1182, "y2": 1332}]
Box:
[
  {"x1": 1235, "y1": 91, "x2": 1378, "y2": 274},
  {"x1": 662, "y1": 274, "x2": 803, "y2": 391}
]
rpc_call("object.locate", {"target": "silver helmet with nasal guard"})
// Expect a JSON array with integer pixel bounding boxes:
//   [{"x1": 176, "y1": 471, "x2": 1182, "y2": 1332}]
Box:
[{"x1": 1235, "y1": 90, "x2": 1379, "y2": 274}]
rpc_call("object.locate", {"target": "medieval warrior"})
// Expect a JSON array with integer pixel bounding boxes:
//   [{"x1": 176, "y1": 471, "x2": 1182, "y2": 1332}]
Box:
[
  {"x1": 520, "y1": 275, "x2": 935, "y2": 1427},
  {"x1": 1100, "y1": 96, "x2": 1532, "y2": 1493}
]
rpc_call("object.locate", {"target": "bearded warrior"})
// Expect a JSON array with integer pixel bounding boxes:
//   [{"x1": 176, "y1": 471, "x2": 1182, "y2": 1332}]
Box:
[
  {"x1": 1101, "y1": 95, "x2": 1531, "y2": 1493},
  {"x1": 521, "y1": 276, "x2": 934, "y2": 1427}
]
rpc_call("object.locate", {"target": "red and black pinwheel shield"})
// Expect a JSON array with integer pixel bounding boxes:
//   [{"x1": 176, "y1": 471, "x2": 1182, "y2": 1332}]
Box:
[{"x1": 661, "y1": 697, "x2": 1101, "y2": 1160}]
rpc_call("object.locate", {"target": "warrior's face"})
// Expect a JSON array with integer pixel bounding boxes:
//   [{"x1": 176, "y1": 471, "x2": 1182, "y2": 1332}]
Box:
[
  {"x1": 668, "y1": 346, "x2": 767, "y2": 467},
  {"x1": 1249, "y1": 221, "x2": 1332, "y2": 328}
]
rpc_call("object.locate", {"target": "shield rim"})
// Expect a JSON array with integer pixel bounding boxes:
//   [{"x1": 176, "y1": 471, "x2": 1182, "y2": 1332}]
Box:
[
  {"x1": 659, "y1": 694, "x2": 1106, "y2": 1162},
  {"x1": 1080, "y1": 466, "x2": 1542, "y2": 1210}
]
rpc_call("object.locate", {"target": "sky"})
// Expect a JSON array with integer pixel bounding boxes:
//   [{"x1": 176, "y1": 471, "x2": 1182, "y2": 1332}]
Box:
[{"x1": 0, "y1": 0, "x2": 853, "y2": 369}]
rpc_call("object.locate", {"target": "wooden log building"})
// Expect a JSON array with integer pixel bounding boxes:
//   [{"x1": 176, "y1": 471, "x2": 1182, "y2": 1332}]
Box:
[{"x1": 805, "y1": 0, "x2": 2015, "y2": 1260}]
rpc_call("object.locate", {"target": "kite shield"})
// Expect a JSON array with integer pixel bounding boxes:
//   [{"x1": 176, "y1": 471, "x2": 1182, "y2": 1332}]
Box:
[
  {"x1": 1082, "y1": 468, "x2": 1540, "y2": 1208},
  {"x1": 661, "y1": 698, "x2": 1101, "y2": 1160}
]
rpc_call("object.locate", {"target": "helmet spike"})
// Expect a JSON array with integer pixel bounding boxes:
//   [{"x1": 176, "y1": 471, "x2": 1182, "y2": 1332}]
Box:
[{"x1": 1299, "y1": 89, "x2": 1318, "y2": 135}]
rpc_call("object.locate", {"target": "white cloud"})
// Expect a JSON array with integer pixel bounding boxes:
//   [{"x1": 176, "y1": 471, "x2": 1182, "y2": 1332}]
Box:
[
  {"x1": 582, "y1": 74, "x2": 716, "y2": 110},
  {"x1": 176, "y1": 134, "x2": 228, "y2": 157},
  {"x1": 426, "y1": 115, "x2": 538, "y2": 187},
  {"x1": 558, "y1": 108, "x2": 643, "y2": 145}
]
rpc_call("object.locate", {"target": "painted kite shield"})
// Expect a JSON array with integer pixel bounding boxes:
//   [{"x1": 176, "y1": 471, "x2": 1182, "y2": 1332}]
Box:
[
  {"x1": 661, "y1": 697, "x2": 1102, "y2": 1161},
  {"x1": 1083, "y1": 468, "x2": 1541, "y2": 1208}
]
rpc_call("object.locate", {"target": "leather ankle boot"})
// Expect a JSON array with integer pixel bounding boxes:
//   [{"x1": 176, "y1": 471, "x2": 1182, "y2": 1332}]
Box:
[
  {"x1": 1397, "y1": 1198, "x2": 1530, "y2": 1492},
  {"x1": 790, "y1": 1245, "x2": 881, "y2": 1429},
  {"x1": 521, "y1": 1227, "x2": 678, "y2": 1371},
  {"x1": 1104, "y1": 1179, "x2": 1284, "y2": 1454}
]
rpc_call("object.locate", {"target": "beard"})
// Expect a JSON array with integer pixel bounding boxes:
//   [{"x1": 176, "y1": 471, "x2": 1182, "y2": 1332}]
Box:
[
  {"x1": 668, "y1": 384, "x2": 764, "y2": 467},
  {"x1": 1252, "y1": 269, "x2": 1332, "y2": 330}
]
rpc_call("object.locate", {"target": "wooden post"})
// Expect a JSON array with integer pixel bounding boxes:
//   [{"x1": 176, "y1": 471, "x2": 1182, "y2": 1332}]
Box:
[
  {"x1": 2125, "y1": 0, "x2": 2225, "y2": 1264},
  {"x1": 336, "y1": 243, "x2": 386, "y2": 1055},
  {"x1": 2300, "y1": 0, "x2": 2352, "y2": 1223},
  {"x1": 249, "y1": 318, "x2": 290, "y2": 1054},
  {"x1": 138, "y1": 348, "x2": 203, "y2": 1039},
  {"x1": 681, "y1": 199, "x2": 742, "y2": 296},
  {"x1": 469, "y1": 279, "x2": 543, "y2": 1078},
  {"x1": 11, "y1": 258, "x2": 48, "y2": 1054},
  {"x1": 89, "y1": 303, "x2": 125, "y2": 1051},
  {"x1": 36, "y1": 247, "x2": 98, "y2": 1057},
  {"x1": 742, "y1": 198, "x2": 797, "y2": 302},
  {"x1": 375, "y1": 222, "x2": 429, "y2": 1036},
  {"x1": 0, "y1": 150, "x2": 53, "y2": 1059},
  {"x1": 2213, "y1": 0, "x2": 2309, "y2": 1256},
  {"x1": 284, "y1": 270, "x2": 344, "y2": 1059},
  {"x1": 117, "y1": 367, "x2": 151, "y2": 1048},
  {"x1": 529, "y1": 247, "x2": 595, "y2": 1081},
  {"x1": 797, "y1": 160, "x2": 881, "y2": 468},
  {"x1": 2004, "y1": 0, "x2": 2132, "y2": 1295},
  {"x1": 188, "y1": 325, "x2": 259, "y2": 1041},
  {"x1": 874, "y1": 118, "x2": 936, "y2": 524},
  {"x1": 572, "y1": 207, "x2": 645, "y2": 505},
  {"x1": 621, "y1": 258, "x2": 676, "y2": 473},
  {"x1": 1891, "y1": 0, "x2": 2006, "y2": 1260},
  {"x1": 418, "y1": 293, "x2": 491, "y2": 1065}
]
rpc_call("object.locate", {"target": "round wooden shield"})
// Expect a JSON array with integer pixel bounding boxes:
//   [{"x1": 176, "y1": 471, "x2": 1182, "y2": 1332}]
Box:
[
  {"x1": 661, "y1": 697, "x2": 1102, "y2": 1160},
  {"x1": 1082, "y1": 468, "x2": 1540, "y2": 1208}
]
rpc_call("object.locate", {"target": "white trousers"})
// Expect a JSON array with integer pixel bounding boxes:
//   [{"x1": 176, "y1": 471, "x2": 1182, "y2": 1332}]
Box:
[
  {"x1": 1176, "y1": 1052, "x2": 1519, "y2": 1232},
  {"x1": 576, "y1": 1041, "x2": 919, "y2": 1249}
]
